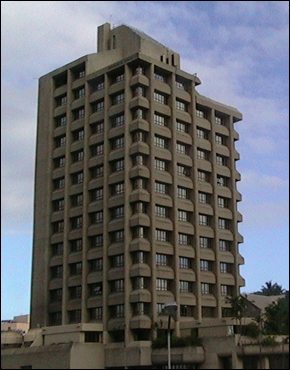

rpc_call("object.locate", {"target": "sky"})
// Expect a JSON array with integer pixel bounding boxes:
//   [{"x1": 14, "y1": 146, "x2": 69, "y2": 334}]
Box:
[{"x1": 1, "y1": 1, "x2": 289, "y2": 320}]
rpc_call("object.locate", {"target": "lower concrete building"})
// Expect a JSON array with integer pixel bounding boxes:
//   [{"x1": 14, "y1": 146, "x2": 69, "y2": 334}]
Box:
[{"x1": 1, "y1": 319, "x2": 288, "y2": 369}]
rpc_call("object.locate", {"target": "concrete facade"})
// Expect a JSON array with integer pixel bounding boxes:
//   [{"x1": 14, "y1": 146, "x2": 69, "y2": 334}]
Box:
[{"x1": 16, "y1": 22, "x2": 255, "y2": 368}]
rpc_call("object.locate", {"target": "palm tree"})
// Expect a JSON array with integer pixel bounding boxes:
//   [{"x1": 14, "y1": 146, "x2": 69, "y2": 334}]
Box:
[
  {"x1": 226, "y1": 294, "x2": 247, "y2": 343},
  {"x1": 256, "y1": 281, "x2": 285, "y2": 296}
]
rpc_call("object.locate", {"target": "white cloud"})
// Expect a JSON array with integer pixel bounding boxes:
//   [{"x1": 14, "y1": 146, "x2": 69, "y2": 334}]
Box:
[{"x1": 1, "y1": 0, "x2": 288, "y2": 234}]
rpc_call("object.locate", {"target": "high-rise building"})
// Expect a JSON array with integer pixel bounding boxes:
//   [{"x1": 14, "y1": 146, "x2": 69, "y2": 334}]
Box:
[{"x1": 31, "y1": 23, "x2": 245, "y2": 347}]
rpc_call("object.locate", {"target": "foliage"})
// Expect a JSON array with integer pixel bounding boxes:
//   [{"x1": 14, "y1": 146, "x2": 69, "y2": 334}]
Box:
[
  {"x1": 244, "y1": 322, "x2": 260, "y2": 338},
  {"x1": 254, "y1": 281, "x2": 286, "y2": 296},
  {"x1": 151, "y1": 334, "x2": 202, "y2": 349},
  {"x1": 261, "y1": 335, "x2": 278, "y2": 346},
  {"x1": 263, "y1": 292, "x2": 289, "y2": 335}
]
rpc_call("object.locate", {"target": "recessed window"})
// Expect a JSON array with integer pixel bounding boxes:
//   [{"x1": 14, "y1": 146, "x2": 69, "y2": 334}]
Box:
[
  {"x1": 112, "y1": 114, "x2": 125, "y2": 127},
  {"x1": 51, "y1": 242, "x2": 63, "y2": 256},
  {"x1": 54, "y1": 156, "x2": 66, "y2": 168},
  {"x1": 176, "y1": 142, "x2": 187, "y2": 155},
  {"x1": 113, "y1": 159, "x2": 125, "y2": 172},
  {"x1": 55, "y1": 94, "x2": 67, "y2": 107},
  {"x1": 216, "y1": 134, "x2": 224, "y2": 145},
  {"x1": 112, "y1": 182, "x2": 125, "y2": 195},
  {"x1": 50, "y1": 288, "x2": 63, "y2": 302},
  {"x1": 69, "y1": 285, "x2": 82, "y2": 299},
  {"x1": 155, "y1": 181, "x2": 168, "y2": 194},
  {"x1": 218, "y1": 197, "x2": 228, "y2": 208},
  {"x1": 219, "y1": 218, "x2": 230, "y2": 230},
  {"x1": 220, "y1": 262, "x2": 232, "y2": 274},
  {"x1": 54, "y1": 177, "x2": 65, "y2": 190},
  {"x1": 91, "y1": 121, "x2": 104, "y2": 134},
  {"x1": 71, "y1": 172, "x2": 83, "y2": 185},
  {"x1": 221, "y1": 285, "x2": 232, "y2": 296},
  {"x1": 197, "y1": 128, "x2": 208, "y2": 139},
  {"x1": 219, "y1": 240, "x2": 231, "y2": 251},
  {"x1": 176, "y1": 80, "x2": 186, "y2": 90},
  {"x1": 71, "y1": 239, "x2": 82, "y2": 252},
  {"x1": 201, "y1": 283, "x2": 211, "y2": 295},
  {"x1": 176, "y1": 120, "x2": 188, "y2": 133},
  {"x1": 178, "y1": 233, "x2": 190, "y2": 245},
  {"x1": 112, "y1": 92, "x2": 125, "y2": 105},
  {"x1": 200, "y1": 260, "x2": 212, "y2": 271},
  {"x1": 179, "y1": 257, "x2": 191, "y2": 269},
  {"x1": 154, "y1": 135, "x2": 168, "y2": 148},
  {"x1": 89, "y1": 283, "x2": 102, "y2": 296},
  {"x1": 111, "y1": 279, "x2": 124, "y2": 292},
  {"x1": 177, "y1": 164, "x2": 190, "y2": 177},
  {"x1": 154, "y1": 91, "x2": 166, "y2": 104},
  {"x1": 198, "y1": 170, "x2": 209, "y2": 182},
  {"x1": 70, "y1": 262, "x2": 82, "y2": 275},
  {"x1": 200, "y1": 237, "x2": 211, "y2": 249},
  {"x1": 74, "y1": 86, "x2": 85, "y2": 99},
  {"x1": 177, "y1": 187, "x2": 188, "y2": 199},
  {"x1": 70, "y1": 216, "x2": 83, "y2": 229},
  {"x1": 90, "y1": 211, "x2": 103, "y2": 224},
  {"x1": 111, "y1": 254, "x2": 124, "y2": 268},
  {"x1": 111, "y1": 229, "x2": 124, "y2": 243},
  {"x1": 155, "y1": 205, "x2": 167, "y2": 218},
  {"x1": 155, "y1": 158, "x2": 167, "y2": 171},
  {"x1": 72, "y1": 150, "x2": 84, "y2": 163},
  {"x1": 178, "y1": 210, "x2": 189, "y2": 222},
  {"x1": 90, "y1": 235, "x2": 103, "y2": 248},
  {"x1": 134, "y1": 202, "x2": 146, "y2": 213},
  {"x1": 90, "y1": 77, "x2": 104, "y2": 92},
  {"x1": 73, "y1": 107, "x2": 85, "y2": 120},
  {"x1": 155, "y1": 229, "x2": 168, "y2": 242},
  {"x1": 53, "y1": 198, "x2": 65, "y2": 211},
  {"x1": 216, "y1": 155, "x2": 227, "y2": 166},
  {"x1": 217, "y1": 175, "x2": 227, "y2": 186},
  {"x1": 51, "y1": 265, "x2": 63, "y2": 278},
  {"x1": 180, "y1": 305, "x2": 194, "y2": 317},
  {"x1": 89, "y1": 307, "x2": 102, "y2": 320},
  {"x1": 111, "y1": 206, "x2": 124, "y2": 219},
  {"x1": 154, "y1": 72, "x2": 166, "y2": 82},
  {"x1": 197, "y1": 149, "x2": 208, "y2": 160},
  {"x1": 179, "y1": 281, "x2": 193, "y2": 292},
  {"x1": 112, "y1": 136, "x2": 124, "y2": 149},
  {"x1": 90, "y1": 165, "x2": 104, "y2": 179},
  {"x1": 156, "y1": 278, "x2": 169, "y2": 291},
  {"x1": 73, "y1": 129, "x2": 84, "y2": 141},
  {"x1": 199, "y1": 214, "x2": 210, "y2": 226},
  {"x1": 55, "y1": 135, "x2": 66, "y2": 148},
  {"x1": 154, "y1": 113, "x2": 166, "y2": 126},
  {"x1": 52, "y1": 220, "x2": 64, "y2": 233},
  {"x1": 215, "y1": 116, "x2": 223, "y2": 125},
  {"x1": 176, "y1": 99, "x2": 186, "y2": 111},
  {"x1": 198, "y1": 192, "x2": 210, "y2": 204},
  {"x1": 90, "y1": 188, "x2": 103, "y2": 201},
  {"x1": 91, "y1": 100, "x2": 104, "y2": 113},
  {"x1": 156, "y1": 254, "x2": 168, "y2": 266},
  {"x1": 55, "y1": 114, "x2": 67, "y2": 127}
]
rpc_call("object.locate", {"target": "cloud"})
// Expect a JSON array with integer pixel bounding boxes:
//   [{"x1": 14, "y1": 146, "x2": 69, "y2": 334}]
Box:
[{"x1": 1, "y1": 0, "x2": 288, "y2": 236}]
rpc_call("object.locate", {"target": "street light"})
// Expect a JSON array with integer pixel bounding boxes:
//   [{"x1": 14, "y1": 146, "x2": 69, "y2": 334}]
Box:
[{"x1": 163, "y1": 302, "x2": 178, "y2": 369}]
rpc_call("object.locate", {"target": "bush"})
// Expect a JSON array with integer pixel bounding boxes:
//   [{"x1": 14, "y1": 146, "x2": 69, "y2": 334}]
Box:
[
  {"x1": 151, "y1": 334, "x2": 202, "y2": 349},
  {"x1": 261, "y1": 335, "x2": 278, "y2": 346},
  {"x1": 245, "y1": 322, "x2": 260, "y2": 338}
]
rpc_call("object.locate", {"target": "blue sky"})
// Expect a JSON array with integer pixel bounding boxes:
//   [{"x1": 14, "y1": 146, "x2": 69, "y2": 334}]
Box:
[{"x1": 1, "y1": 1, "x2": 289, "y2": 320}]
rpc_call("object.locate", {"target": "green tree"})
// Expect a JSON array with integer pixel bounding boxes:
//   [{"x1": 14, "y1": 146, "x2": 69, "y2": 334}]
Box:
[
  {"x1": 263, "y1": 291, "x2": 289, "y2": 335},
  {"x1": 255, "y1": 281, "x2": 286, "y2": 296},
  {"x1": 226, "y1": 294, "x2": 247, "y2": 340}
]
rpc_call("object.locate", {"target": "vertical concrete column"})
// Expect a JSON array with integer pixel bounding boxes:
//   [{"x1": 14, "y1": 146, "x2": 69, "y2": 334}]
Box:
[
  {"x1": 102, "y1": 72, "x2": 110, "y2": 344},
  {"x1": 170, "y1": 72, "x2": 180, "y2": 336},
  {"x1": 191, "y1": 86, "x2": 201, "y2": 321}
]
